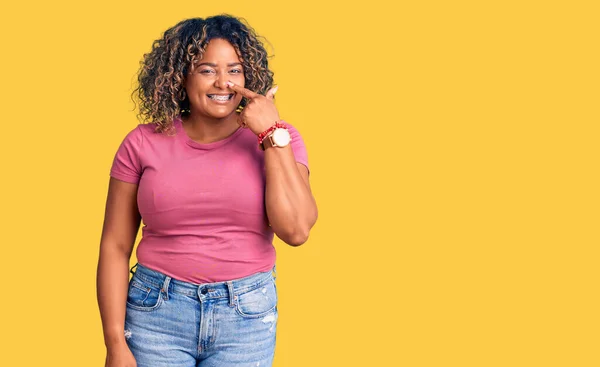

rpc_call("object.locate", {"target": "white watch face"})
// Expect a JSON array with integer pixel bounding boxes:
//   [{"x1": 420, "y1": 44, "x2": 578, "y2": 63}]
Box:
[{"x1": 272, "y1": 128, "x2": 291, "y2": 146}]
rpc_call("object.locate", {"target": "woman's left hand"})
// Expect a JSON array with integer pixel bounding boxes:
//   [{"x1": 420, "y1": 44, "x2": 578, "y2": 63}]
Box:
[{"x1": 227, "y1": 81, "x2": 280, "y2": 136}]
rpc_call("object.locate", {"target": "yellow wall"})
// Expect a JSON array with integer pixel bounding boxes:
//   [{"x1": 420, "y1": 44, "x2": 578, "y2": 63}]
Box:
[{"x1": 1, "y1": 0, "x2": 598, "y2": 366}]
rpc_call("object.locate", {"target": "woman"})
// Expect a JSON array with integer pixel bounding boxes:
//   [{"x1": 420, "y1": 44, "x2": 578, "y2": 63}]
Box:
[{"x1": 97, "y1": 14, "x2": 318, "y2": 367}]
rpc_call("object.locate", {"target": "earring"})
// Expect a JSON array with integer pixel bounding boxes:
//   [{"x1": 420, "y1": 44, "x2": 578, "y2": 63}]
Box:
[{"x1": 178, "y1": 88, "x2": 187, "y2": 101}]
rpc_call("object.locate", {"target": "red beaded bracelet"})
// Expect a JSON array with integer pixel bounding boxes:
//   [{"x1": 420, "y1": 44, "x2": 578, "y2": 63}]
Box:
[{"x1": 258, "y1": 121, "x2": 286, "y2": 144}]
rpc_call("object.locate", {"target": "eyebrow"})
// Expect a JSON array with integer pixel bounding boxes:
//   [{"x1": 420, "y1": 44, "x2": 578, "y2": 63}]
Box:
[{"x1": 197, "y1": 62, "x2": 242, "y2": 67}]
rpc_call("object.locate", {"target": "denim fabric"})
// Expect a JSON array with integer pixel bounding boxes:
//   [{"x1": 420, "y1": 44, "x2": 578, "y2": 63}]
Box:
[{"x1": 124, "y1": 263, "x2": 278, "y2": 367}]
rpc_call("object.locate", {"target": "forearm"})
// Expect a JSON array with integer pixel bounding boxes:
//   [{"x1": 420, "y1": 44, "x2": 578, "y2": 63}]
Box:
[
  {"x1": 96, "y1": 245, "x2": 131, "y2": 349},
  {"x1": 264, "y1": 145, "x2": 317, "y2": 246}
]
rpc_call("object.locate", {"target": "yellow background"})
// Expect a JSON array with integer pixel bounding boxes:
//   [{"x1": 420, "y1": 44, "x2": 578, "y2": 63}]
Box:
[{"x1": 1, "y1": 0, "x2": 598, "y2": 366}]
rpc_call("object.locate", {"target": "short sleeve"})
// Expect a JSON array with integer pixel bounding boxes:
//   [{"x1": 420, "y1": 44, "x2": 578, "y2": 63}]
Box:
[
  {"x1": 283, "y1": 121, "x2": 309, "y2": 174},
  {"x1": 110, "y1": 125, "x2": 144, "y2": 184}
]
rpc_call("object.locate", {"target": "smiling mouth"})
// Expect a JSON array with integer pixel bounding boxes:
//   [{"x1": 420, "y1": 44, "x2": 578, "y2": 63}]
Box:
[{"x1": 207, "y1": 94, "x2": 234, "y2": 101}]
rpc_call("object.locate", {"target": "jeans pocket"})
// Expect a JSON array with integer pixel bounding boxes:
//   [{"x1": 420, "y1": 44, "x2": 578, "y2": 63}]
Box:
[
  {"x1": 126, "y1": 276, "x2": 164, "y2": 312},
  {"x1": 234, "y1": 278, "x2": 277, "y2": 319}
]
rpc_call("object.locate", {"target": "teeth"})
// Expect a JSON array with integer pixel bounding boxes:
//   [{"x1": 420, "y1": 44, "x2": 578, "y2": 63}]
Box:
[{"x1": 208, "y1": 94, "x2": 232, "y2": 101}]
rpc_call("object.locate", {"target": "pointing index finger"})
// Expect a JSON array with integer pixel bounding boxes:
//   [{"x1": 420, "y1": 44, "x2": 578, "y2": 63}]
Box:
[{"x1": 226, "y1": 81, "x2": 259, "y2": 99}]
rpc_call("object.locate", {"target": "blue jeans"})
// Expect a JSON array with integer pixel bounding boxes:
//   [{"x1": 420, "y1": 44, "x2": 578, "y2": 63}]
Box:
[{"x1": 124, "y1": 263, "x2": 278, "y2": 367}]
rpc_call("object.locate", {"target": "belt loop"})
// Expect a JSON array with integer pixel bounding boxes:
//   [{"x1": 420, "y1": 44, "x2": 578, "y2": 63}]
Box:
[
  {"x1": 272, "y1": 264, "x2": 277, "y2": 280},
  {"x1": 226, "y1": 281, "x2": 235, "y2": 307},
  {"x1": 129, "y1": 263, "x2": 138, "y2": 276},
  {"x1": 161, "y1": 276, "x2": 171, "y2": 300}
]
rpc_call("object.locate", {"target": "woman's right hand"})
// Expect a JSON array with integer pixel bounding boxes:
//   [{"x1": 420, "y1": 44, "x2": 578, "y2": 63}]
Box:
[{"x1": 105, "y1": 344, "x2": 137, "y2": 367}]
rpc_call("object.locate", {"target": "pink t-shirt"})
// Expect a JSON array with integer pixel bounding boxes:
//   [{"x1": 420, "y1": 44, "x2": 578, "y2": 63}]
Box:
[{"x1": 110, "y1": 116, "x2": 309, "y2": 283}]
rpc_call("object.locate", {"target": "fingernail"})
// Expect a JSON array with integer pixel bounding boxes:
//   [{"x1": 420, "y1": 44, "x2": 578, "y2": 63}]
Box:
[
  {"x1": 273, "y1": 85, "x2": 279, "y2": 94},
  {"x1": 226, "y1": 81, "x2": 234, "y2": 87}
]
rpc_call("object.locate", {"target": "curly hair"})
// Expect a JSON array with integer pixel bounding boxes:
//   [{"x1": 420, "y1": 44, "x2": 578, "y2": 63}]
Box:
[{"x1": 131, "y1": 14, "x2": 274, "y2": 134}]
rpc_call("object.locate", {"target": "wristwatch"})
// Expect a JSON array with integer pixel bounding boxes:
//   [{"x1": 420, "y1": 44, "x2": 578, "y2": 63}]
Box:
[{"x1": 260, "y1": 128, "x2": 291, "y2": 150}]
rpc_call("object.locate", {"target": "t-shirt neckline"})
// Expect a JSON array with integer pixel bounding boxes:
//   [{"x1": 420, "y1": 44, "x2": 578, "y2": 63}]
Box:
[{"x1": 174, "y1": 116, "x2": 244, "y2": 150}]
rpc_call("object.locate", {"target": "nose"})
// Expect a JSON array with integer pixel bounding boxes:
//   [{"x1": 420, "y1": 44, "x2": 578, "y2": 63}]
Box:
[{"x1": 215, "y1": 71, "x2": 229, "y2": 90}]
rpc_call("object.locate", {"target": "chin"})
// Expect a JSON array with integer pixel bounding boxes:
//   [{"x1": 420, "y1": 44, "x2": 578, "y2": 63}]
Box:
[
  {"x1": 196, "y1": 104, "x2": 234, "y2": 118},
  {"x1": 210, "y1": 109, "x2": 237, "y2": 119}
]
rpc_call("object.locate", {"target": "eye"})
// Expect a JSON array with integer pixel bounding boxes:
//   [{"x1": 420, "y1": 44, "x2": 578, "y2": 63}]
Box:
[
  {"x1": 200, "y1": 69, "x2": 215, "y2": 74},
  {"x1": 230, "y1": 69, "x2": 242, "y2": 74}
]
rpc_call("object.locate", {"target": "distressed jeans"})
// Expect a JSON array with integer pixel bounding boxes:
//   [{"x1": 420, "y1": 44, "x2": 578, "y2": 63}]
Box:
[{"x1": 124, "y1": 263, "x2": 278, "y2": 367}]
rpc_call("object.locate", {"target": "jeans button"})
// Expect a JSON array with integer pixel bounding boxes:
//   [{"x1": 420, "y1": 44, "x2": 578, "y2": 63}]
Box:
[{"x1": 201, "y1": 288, "x2": 208, "y2": 295}]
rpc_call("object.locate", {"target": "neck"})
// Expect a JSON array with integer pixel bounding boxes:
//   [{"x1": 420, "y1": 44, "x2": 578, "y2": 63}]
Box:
[{"x1": 181, "y1": 111, "x2": 240, "y2": 144}]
